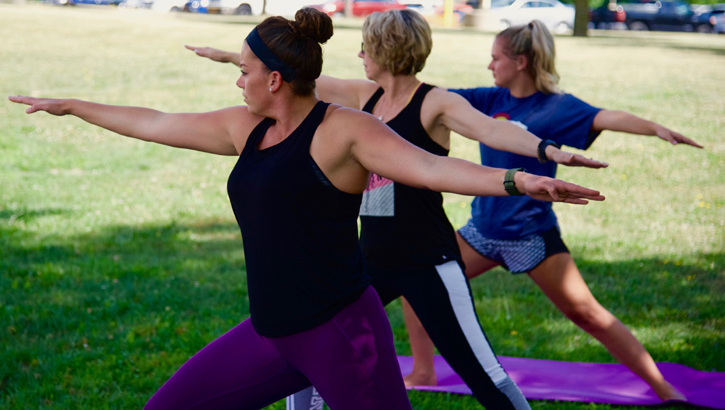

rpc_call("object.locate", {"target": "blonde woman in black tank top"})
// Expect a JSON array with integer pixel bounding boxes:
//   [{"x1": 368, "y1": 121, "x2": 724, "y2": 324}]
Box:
[{"x1": 187, "y1": 9, "x2": 609, "y2": 410}]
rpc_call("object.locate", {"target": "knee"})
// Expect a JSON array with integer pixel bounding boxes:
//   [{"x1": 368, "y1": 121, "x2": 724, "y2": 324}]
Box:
[{"x1": 560, "y1": 301, "x2": 609, "y2": 333}]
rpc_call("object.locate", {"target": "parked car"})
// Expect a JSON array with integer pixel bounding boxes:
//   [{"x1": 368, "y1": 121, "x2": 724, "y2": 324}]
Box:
[
  {"x1": 403, "y1": 0, "x2": 473, "y2": 22},
  {"x1": 46, "y1": 0, "x2": 122, "y2": 6},
  {"x1": 592, "y1": 1, "x2": 712, "y2": 32},
  {"x1": 119, "y1": 0, "x2": 152, "y2": 8},
  {"x1": 487, "y1": 0, "x2": 575, "y2": 34},
  {"x1": 691, "y1": 3, "x2": 725, "y2": 33},
  {"x1": 184, "y1": 0, "x2": 210, "y2": 12},
  {"x1": 308, "y1": 0, "x2": 407, "y2": 18},
  {"x1": 713, "y1": 5, "x2": 725, "y2": 33},
  {"x1": 590, "y1": 1, "x2": 628, "y2": 29},
  {"x1": 177, "y1": 0, "x2": 263, "y2": 14},
  {"x1": 151, "y1": 0, "x2": 189, "y2": 12}
]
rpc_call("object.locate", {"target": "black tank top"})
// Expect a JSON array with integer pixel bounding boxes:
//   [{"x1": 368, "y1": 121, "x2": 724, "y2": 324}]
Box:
[
  {"x1": 227, "y1": 101, "x2": 369, "y2": 337},
  {"x1": 359, "y1": 84, "x2": 462, "y2": 269}
]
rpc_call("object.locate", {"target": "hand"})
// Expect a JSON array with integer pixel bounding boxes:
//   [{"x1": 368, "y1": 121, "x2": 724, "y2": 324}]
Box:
[
  {"x1": 654, "y1": 125, "x2": 703, "y2": 148},
  {"x1": 515, "y1": 172, "x2": 605, "y2": 204},
  {"x1": 8, "y1": 95, "x2": 71, "y2": 116},
  {"x1": 184, "y1": 45, "x2": 232, "y2": 63},
  {"x1": 547, "y1": 146, "x2": 609, "y2": 169}
]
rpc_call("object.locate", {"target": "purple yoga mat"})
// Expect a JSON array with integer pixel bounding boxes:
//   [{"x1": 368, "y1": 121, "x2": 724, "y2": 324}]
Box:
[{"x1": 397, "y1": 355, "x2": 725, "y2": 408}]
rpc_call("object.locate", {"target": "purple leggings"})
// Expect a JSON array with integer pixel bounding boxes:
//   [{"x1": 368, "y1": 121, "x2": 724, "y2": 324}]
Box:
[{"x1": 145, "y1": 286, "x2": 412, "y2": 410}]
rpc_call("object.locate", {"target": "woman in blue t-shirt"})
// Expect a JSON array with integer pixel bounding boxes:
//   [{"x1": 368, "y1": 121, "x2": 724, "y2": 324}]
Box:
[{"x1": 404, "y1": 20, "x2": 701, "y2": 402}]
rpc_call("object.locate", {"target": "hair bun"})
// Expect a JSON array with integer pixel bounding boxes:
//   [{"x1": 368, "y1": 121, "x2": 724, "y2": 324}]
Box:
[{"x1": 290, "y1": 7, "x2": 333, "y2": 44}]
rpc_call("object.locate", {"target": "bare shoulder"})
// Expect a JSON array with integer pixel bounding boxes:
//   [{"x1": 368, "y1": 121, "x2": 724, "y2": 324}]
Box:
[
  {"x1": 353, "y1": 79, "x2": 381, "y2": 101},
  {"x1": 323, "y1": 104, "x2": 379, "y2": 130},
  {"x1": 426, "y1": 87, "x2": 462, "y2": 106},
  {"x1": 319, "y1": 104, "x2": 390, "y2": 144},
  {"x1": 420, "y1": 86, "x2": 461, "y2": 126},
  {"x1": 223, "y1": 105, "x2": 266, "y2": 153}
]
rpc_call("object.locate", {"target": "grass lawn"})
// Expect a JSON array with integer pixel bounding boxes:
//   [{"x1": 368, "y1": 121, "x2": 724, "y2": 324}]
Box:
[{"x1": 1, "y1": 4, "x2": 723, "y2": 409}]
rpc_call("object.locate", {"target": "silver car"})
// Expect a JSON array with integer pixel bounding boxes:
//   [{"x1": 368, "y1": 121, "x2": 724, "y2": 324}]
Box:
[{"x1": 489, "y1": 0, "x2": 575, "y2": 34}]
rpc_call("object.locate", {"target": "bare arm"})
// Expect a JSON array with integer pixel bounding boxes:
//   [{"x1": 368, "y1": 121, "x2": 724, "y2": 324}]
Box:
[
  {"x1": 316, "y1": 75, "x2": 377, "y2": 110},
  {"x1": 185, "y1": 45, "x2": 241, "y2": 66},
  {"x1": 435, "y1": 90, "x2": 608, "y2": 168},
  {"x1": 9, "y1": 96, "x2": 242, "y2": 155},
  {"x1": 592, "y1": 109, "x2": 702, "y2": 148},
  {"x1": 185, "y1": 46, "x2": 376, "y2": 109},
  {"x1": 344, "y1": 111, "x2": 604, "y2": 203}
]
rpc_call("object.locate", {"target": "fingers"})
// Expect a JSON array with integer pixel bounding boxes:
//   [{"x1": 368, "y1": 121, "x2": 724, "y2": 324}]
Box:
[
  {"x1": 557, "y1": 180, "x2": 601, "y2": 198},
  {"x1": 674, "y1": 133, "x2": 704, "y2": 149},
  {"x1": 8, "y1": 95, "x2": 33, "y2": 105},
  {"x1": 560, "y1": 153, "x2": 608, "y2": 168},
  {"x1": 546, "y1": 184, "x2": 560, "y2": 201},
  {"x1": 184, "y1": 44, "x2": 201, "y2": 54},
  {"x1": 561, "y1": 198, "x2": 589, "y2": 205}
]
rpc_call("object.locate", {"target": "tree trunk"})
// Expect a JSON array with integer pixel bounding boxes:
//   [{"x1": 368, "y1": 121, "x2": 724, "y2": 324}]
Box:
[
  {"x1": 345, "y1": 0, "x2": 354, "y2": 17},
  {"x1": 573, "y1": 0, "x2": 589, "y2": 37}
]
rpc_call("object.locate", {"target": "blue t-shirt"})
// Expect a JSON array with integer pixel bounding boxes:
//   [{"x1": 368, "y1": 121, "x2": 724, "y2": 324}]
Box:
[{"x1": 450, "y1": 87, "x2": 602, "y2": 240}]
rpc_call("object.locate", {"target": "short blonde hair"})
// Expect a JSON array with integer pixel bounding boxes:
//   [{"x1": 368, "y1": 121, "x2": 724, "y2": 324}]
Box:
[
  {"x1": 497, "y1": 20, "x2": 560, "y2": 94},
  {"x1": 362, "y1": 9, "x2": 432, "y2": 76}
]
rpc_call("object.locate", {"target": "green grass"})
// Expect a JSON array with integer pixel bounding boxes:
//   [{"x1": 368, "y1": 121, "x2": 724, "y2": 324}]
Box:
[{"x1": 1, "y1": 4, "x2": 724, "y2": 410}]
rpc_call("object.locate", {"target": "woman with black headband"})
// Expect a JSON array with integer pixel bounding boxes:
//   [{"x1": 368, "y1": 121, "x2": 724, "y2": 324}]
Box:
[{"x1": 10, "y1": 8, "x2": 605, "y2": 410}]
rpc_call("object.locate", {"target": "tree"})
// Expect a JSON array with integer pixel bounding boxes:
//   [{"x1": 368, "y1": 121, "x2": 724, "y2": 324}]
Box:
[{"x1": 573, "y1": 0, "x2": 589, "y2": 36}]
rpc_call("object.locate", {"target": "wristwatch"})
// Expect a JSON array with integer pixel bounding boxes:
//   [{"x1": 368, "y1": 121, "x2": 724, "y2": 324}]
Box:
[
  {"x1": 504, "y1": 168, "x2": 526, "y2": 196},
  {"x1": 537, "y1": 139, "x2": 561, "y2": 163}
]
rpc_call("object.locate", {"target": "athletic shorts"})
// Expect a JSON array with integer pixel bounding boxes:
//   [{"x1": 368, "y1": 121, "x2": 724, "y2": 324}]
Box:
[{"x1": 457, "y1": 221, "x2": 569, "y2": 274}]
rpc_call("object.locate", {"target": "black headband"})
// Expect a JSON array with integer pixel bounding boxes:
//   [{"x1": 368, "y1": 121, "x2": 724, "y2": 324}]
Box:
[{"x1": 246, "y1": 27, "x2": 297, "y2": 83}]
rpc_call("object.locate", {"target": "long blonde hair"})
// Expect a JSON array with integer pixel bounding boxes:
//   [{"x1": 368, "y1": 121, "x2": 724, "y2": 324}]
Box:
[{"x1": 497, "y1": 20, "x2": 560, "y2": 94}]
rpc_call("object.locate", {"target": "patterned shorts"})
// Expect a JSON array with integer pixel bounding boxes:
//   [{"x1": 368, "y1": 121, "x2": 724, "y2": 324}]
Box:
[{"x1": 457, "y1": 221, "x2": 569, "y2": 274}]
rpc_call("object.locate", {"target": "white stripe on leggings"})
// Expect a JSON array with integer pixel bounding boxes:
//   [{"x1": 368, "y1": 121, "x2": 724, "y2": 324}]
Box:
[
  {"x1": 286, "y1": 394, "x2": 293, "y2": 410},
  {"x1": 435, "y1": 260, "x2": 508, "y2": 385}
]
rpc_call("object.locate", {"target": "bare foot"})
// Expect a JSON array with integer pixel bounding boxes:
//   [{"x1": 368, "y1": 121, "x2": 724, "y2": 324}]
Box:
[
  {"x1": 403, "y1": 371, "x2": 437, "y2": 387},
  {"x1": 655, "y1": 381, "x2": 687, "y2": 402}
]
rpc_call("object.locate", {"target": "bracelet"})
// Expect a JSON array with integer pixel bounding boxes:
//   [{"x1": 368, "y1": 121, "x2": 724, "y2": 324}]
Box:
[
  {"x1": 504, "y1": 168, "x2": 526, "y2": 196},
  {"x1": 537, "y1": 139, "x2": 561, "y2": 164}
]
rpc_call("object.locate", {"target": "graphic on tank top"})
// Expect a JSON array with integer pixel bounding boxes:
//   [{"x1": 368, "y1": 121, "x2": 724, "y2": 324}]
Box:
[
  {"x1": 360, "y1": 173, "x2": 394, "y2": 216},
  {"x1": 492, "y1": 112, "x2": 528, "y2": 130}
]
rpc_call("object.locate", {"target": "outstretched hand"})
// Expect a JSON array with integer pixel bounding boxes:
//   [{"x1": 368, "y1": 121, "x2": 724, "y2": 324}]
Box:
[
  {"x1": 8, "y1": 95, "x2": 69, "y2": 116},
  {"x1": 518, "y1": 173, "x2": 605, "y2": 205},
  {"x1": 655, "y1": 126, "x2": 703, "y2": 148},
  {"x1": 548, "y1": 148, "x2": 609, "y2": 169},
  {"x1": 184, "y1": 45, "x2": 233, "y2": 63}
]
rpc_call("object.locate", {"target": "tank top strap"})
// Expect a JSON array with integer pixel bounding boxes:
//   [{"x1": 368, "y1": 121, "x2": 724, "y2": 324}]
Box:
[
  {"x1": 361, "y1": 88, "x2": 385, "y2": 114},
  {"x1": 240, "y1": 117, "x2": 274, "y2": 157},
  {"x1": 295, "y1": 101, "x2": 330, "y2": 146},
  {"x1": 405, "y1": 83, "x2": 435, "y2": 113}
]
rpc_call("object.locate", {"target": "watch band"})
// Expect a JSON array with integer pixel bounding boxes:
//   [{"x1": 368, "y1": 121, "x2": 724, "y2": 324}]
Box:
[
  {"x1": 504, "y1": 168, "x2": 526, "y2": 196},
  {"x1": 537, "y1": 139, "x2": 561, "y2": 164}
]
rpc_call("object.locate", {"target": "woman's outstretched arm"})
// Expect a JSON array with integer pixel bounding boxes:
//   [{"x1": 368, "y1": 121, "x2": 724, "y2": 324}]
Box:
[
  {"x1": 9, "y1": 96, "x2": 243, "y2": 156},
  {"x1": 592, "y1": 110, "x2": 702, "y2": 148},
  {"x1": 341, "y1": 109, "x2": 605, "y2": 203},
  {"x1": 186, "y1": 45, "x2": 241, "y2": 66},
  {"x1": 432, "y1": 89, "x2": 609, "y2": 169},
  {"x1": 186, "y1": 45, "x2": 377, "y2": 109}
]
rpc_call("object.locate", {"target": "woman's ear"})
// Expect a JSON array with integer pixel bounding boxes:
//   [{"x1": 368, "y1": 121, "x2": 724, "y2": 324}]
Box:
[
  {"x1": 515, "y1": 54, "x2": 528, "y2": 72},
  {"x1": 268, "y1": 71, "x2": 282, "y2": 93}
]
